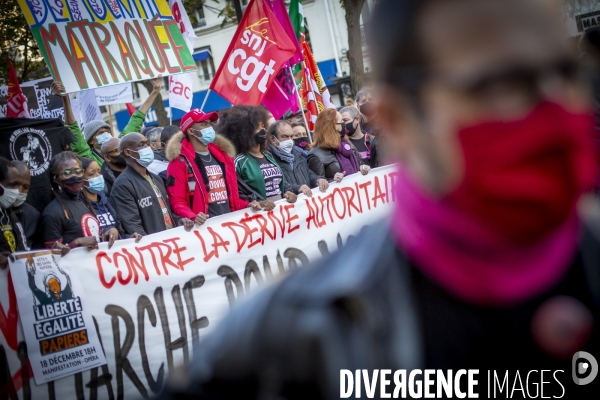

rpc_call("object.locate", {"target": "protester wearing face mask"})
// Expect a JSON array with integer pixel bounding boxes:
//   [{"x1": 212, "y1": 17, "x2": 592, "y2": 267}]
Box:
[
  {"x1": 308, "y1": 109, "x2": 370, "y2": 182},
  {"x1": 165, "y1": 109, "x2": 265, "y2": 225},
  {"x1": 268, "y1": 121, "x2": 328, "y2": 197},
  {"x1": 51, "y1": 78, "x2": 162, "y2": 166},
  {"x1": 11, "y1": 161, "x2": 41, "y2": 250},
  {"x1": 218, "y1": 106, "x2": 297, "y2": 205},
  {"x1": 144, "y1": 127, "x2": 170, "y2": 178},
  {"x1": 110, "y1": 133, "x2": 194, "y2": 236},
  {"x1": 155, "y1": 1, "x2": 600, "y2": 398},
  {"x1": 41, "y1": 152, "x2": 120, "y2": 250},
  {"x1": 291, "y1": 122, "x2": 311, "y2": 156},
  {"x1": 100, "y1": 137, "x2": 126, "y2": 196},
  {"x1": 340, "y1": 106, "x2": 373, "y2": 167},
  {"x1": 355, "y1": 88, "x2": 377, "y2": 133},
  {"x1": 80, "y1": 158, "x2": 142, "y2": 243},
  {"x1": 0, "y1": 158, "x2": 34, "y2": 268}
]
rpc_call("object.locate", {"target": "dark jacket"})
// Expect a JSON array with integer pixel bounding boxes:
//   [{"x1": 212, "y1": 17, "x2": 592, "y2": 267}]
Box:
[
  {"x1": 155, "y1": 222, "x2": 600, "y2": 399},
  {"x1": 89, "y1": 191, "x2": 125, "y2": 238},
  {"x1": 307, "y1": 145, "x2": 364, "y2": 181},
  {"x1": 12, "y1": 202, "x2": 41, "y2": 250},
  {"x1": 0, "y1": 205, "x2": 38, "y2": 252},
  {"x1": 269, "y1": 148, "x2": 324, "y2": 194},
  {"x1": 101, "y1": 161, "x2": 121, "y2": 196},
  {"x1": 110, "y1": 165, "x2": 180, "y2": 236}
]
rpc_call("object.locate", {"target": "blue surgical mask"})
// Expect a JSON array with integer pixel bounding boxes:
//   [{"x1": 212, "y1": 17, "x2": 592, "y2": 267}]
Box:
[
  {"x1": 96, "y1": 132, "x2": 112, "y2": 146},
  {"x1": 86, "y1": 176, "x2": 105, "y2": 194},
  {"x1": 130, "y1": 147, "x2": 155, "y2": 168},
  {"x1": 199, "y1": 127, "x2": 216, "y2": 145}
]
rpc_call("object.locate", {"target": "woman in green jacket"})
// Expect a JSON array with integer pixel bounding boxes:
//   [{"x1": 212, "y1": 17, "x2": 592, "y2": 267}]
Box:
[
  {"x1": 218, "y1": 105, "x2": 297, "y2": 205},
  {"x1": 50, "y1": 78, "x2": 162, "y2": 166}
]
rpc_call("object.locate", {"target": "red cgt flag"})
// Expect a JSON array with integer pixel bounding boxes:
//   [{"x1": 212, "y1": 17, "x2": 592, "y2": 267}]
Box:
[
  {"x1": 210, "y1": 0, "x2": 296, "y2": 106},
  {"x1": 6, "y1": 60, "x2": 30, "y2": 118}
]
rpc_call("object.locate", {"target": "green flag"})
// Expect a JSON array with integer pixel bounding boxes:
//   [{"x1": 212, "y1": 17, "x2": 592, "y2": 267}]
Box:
[{"x1": 289, "y1": 0, "x2": 304, "y2": 41}]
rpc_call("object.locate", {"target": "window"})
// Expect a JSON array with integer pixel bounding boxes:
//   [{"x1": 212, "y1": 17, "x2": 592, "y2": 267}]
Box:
[
  {"x1": 132, "y1": 82, "x2": 140, "y2": 100},
  {"x1": 193, "y1": 5, "x2": 206, "y2": 28},
  {"x1": 193, "y1": 47, "x2": 216, "y2": 84}
]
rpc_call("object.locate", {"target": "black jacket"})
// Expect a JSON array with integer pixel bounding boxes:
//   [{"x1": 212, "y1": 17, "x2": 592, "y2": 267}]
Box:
[
  {"x1": 156, "y1": 222, "x2": 600, "y2": 399},
  {"x1": 307, "y1": 145, "x2": 364, "y2": 181},
  {"x1": 269, "y1": 149, "x2": 324, "y2": 194},
  {"x1": 101, "y1": 161, "x2": 121, "y2": 196},
  {"x1": 0, "y1": 205, "x2": 39, "y2": 252},
  {"x1": 110, "y1": 165, "x2": 179, "y2": 236},
  {"x1": 12, "y1": 202, "x2": 41, "y2": 249}
]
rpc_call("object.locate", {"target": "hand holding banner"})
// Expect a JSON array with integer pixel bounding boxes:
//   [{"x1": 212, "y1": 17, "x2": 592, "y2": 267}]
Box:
[{"x1": 0, "y1": 166, "x2": 397, "y2": 399}]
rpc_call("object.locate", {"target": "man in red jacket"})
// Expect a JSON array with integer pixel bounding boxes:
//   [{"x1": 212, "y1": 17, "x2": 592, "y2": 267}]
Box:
[{"x1": 165, "y1": 109, "x2": 263, "y2": 225}]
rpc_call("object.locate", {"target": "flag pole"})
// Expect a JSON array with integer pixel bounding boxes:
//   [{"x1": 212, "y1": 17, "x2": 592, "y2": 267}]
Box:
[
  {"x1": 289, "y1": 66, "x2": 312, "y2": 144},
  {"x1": 108, "y1": 105, "x2": 114, "y2": 136},
  {"x1": 200, "y1": 89, "x2": 211, "y2": 112}
]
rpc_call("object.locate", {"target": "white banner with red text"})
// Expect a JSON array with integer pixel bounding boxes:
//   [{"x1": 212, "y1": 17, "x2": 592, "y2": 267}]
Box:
[{"x1": 0, "y1": 166, "x2": 397, "y2": 399}]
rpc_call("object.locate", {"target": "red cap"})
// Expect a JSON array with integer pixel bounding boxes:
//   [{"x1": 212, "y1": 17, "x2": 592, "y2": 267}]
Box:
[{"x1": 180, "y1": 109, "x2": 218, "y2": 134}]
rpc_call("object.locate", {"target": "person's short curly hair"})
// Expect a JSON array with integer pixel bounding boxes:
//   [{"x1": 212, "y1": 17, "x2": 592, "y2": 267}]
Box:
[{"x1": 217, "y1": 105, "x2": 269, "y2": 155}]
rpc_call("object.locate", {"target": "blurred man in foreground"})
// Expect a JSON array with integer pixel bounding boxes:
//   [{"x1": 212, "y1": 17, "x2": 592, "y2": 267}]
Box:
[{"x1": 156, "y1": 0, "x2": 599, "y2": 398}]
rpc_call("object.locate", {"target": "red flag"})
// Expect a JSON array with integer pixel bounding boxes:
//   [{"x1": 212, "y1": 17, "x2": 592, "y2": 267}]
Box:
[
  {"x1": 126, "y1": 103, "x2": 137, "y2": 116},
  {"x1": 301, "y1": 63, "x2": 320, "y2": 131},
  {"x1": 210, "y1": 0, "x2": 296, "y2": 106},
  {"x1": 6, "y1": 60, "x2": 30, "y2": 118},
  {"x1": 297, "y1": 42, "x2": 336, "y2": 130},
  {"x1": 269, "y1": 0, "x2": 303, "y2": 66}
]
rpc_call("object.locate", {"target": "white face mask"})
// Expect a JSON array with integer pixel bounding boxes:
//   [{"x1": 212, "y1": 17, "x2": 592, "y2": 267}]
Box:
[
  {"x1": 0, "y1": 184, "x2": 19, "y2": 209},
  {"x1": 96, "y1": 132, "x2": 112, "y2": 146},
  {"x1": 13, "y1": 192, "x2": 27, "y2": 208},
  {"x1": 277, "y1": 138, "x2": 294, "y2": 154}
]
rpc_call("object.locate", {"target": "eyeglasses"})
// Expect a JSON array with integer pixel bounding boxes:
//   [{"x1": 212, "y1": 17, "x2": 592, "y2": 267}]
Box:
[{"x1": 59, "y1": 168, "x2": 84, "y2": 178}]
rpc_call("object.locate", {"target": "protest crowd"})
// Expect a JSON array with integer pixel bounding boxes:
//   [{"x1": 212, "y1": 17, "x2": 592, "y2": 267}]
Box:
[
  {"x1": 1, "y1": 0, "x2": 600, "y2": 399},
  {"x1": 0, "y1": 75, "x2": 381, "y2": 262}
]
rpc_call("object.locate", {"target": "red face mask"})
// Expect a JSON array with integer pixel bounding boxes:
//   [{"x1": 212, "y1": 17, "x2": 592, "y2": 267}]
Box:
[{"x1": 445, "y1": 102, "x2": 598, "y2": 245}]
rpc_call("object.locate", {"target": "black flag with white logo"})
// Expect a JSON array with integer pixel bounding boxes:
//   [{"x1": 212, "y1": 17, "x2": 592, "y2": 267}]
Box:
[{"x1": 0, "y1": 118, "x2": 75, "y2": 212}]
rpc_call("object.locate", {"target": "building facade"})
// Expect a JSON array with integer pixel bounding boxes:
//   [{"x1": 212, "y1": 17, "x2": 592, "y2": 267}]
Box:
[{"x1": 113, "y1": 0, "x2": 376, "y2": 131}]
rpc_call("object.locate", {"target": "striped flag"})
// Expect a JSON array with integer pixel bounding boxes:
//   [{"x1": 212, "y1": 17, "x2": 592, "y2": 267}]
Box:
[
  {"x1": 299, "y1": 42, "x2": 335, "y2": 130},
  {"x1": 289, "y1": 0, "x2": 335, "y2": 130}
]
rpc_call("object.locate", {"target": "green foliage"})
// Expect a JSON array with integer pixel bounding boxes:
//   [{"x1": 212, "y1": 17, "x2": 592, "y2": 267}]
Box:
[
  {"x1": 183, "y1": 0, "x2": 237, "y2": 27},
  {"x1": 0, "y1": 0, "x2": 49, "y2": 84}
]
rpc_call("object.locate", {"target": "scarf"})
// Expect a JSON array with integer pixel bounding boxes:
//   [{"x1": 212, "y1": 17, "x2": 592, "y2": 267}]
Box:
[
  {"x1": 295, "y1": 146, "x2": 309, "y2": 158},
  {"x1": 392, "y1": 102, "x2": 597, "y2": 306},
  {"x1": 269, "y1": 144, "x2": 295, "y2": 169},
  {"x1": 335, "y1": 139, "x2": 360, "y2": 175},
  {"x1": 392, "y1": 169, "x2": 580, "y2": 306}
]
